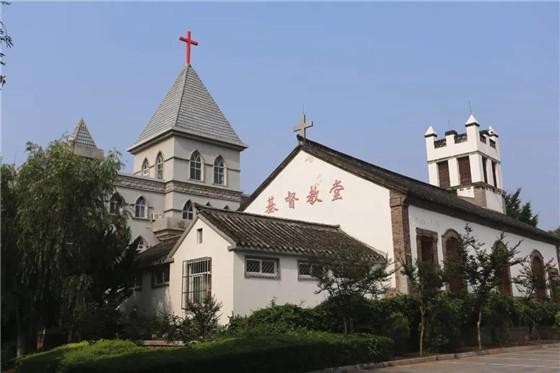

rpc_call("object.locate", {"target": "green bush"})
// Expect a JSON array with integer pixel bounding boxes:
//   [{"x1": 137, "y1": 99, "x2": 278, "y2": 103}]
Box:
[
  {"x1": 16, "y1": 333, "x2": 394, "y2": 373},
  {"x1": 228, "y1": 303, "x2": 317, "y2": 335},
  {"x1": 380, "y1": 312, "x2": 410, "y2": 355},
  {"x1": 424, "y1": 293, "x2": 464, "y2": 352}
]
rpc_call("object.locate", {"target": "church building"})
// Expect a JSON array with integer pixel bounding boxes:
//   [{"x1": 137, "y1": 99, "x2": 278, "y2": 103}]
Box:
[{"x1": 69, "y1": 33, "x2": 560, "y2": 323}]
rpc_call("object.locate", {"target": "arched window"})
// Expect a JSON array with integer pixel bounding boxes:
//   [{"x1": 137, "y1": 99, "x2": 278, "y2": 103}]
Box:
[
  {"x1": 530, "y1": 250, "x2": 547, "y2": 300},
  {"x1": 214, "y1": 156, "x2": 225, "y2": 185},
  {"x1": 443, "y1": 230, "x2": 464, "y2": 294},
  {"x1": 183, "y1": 200, "x2": 193, "y2": 220},
  {"x1": 142, "y1": 159, "x2": 150, "y2": 177},
  {"x1": 494, "y1": 242, "x2": 513, "y2": 296},
  {"x1": 135, "y1": 196, "x2": 146, "y2": 218},
  {"x1": 190, "y1": 151, "x2": 202, "y2": 181},
  {"x1": 109, "y1": 193, "x2": 124, "y2": 215},
  {"x1": 137, "y1": 236, "x2": 146, "y2": 251},
  {"x1": 156, "y1": 153, "x2": 164, "y2": 180}
]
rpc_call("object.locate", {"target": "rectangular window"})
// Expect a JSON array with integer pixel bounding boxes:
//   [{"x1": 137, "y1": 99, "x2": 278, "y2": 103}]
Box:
[
  {"x1": 298, "y1": 261, "x2": 321, "y2": 280},
  {"x1": 197, "y1": 228, "x2": 203, "y2": 244},
  {"x1": 491, "y1": 161, "x2": 498, "y2": 187},
  {"x1": 437, "y1": 161, "x2": 450, "y2": 188},
  {"x1": 457, "y1": 156, "x2": 472, "y2": 185},
  {"x1": 420, "y1": 236, "x2": 435, "y2": 264},
  {"x1": 152, "y1": 264, "x2": 170, "y2": 287},
  {"x1": 482, "y1": 157, "x2": 488, "y2": 184},
  {"x1": 182, "y1": 258, "x2": 211, "y2": 308},
  {"x1": 245, "y1": 257, "x2": 279, "y2": 279}
]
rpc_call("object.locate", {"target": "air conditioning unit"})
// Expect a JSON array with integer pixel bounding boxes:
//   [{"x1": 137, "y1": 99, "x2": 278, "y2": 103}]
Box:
[{"x1": 151, "y1": 212, "x2": 162, "y2": 222}]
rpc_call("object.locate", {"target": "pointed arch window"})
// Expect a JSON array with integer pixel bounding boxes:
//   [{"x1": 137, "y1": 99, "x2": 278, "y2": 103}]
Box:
[
  {"x1": 156, "y1": 153, "x2": 164, "y2": 180},
  {"x1": 109, "y1": 193, "x2": 124, "y2": 215},
  {"x1": 214, "y1": 156, "x2": 225, "y2": 185},
  {"x1": 530, "y1": 250, "x2": 547, "y2": 300},
  {"x1": 142, "y1": 159, "x2": 150, "y2": 177},
  {"x1": 183, "y1": 200, "x2": 194, "y2": 220},
  {"x1": 135, "y1": 196, "x2": 146, "y2": 218},
  {"x1": 190, "y1": 151, "x2": 202, "y2": 181},
  {"x1": 137, "y1": 236, "x2": 147, "y2": 251}
]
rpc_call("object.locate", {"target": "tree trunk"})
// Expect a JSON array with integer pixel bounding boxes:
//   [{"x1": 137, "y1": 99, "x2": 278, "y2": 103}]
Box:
[
  {"x1": 476, "y1": 309, "x2": 482, "y2": 351},
  {"x1": 419, "y1": 307, "x2": 425, "y2": 356},
  {"x1": 343, "y1": 317, "x2": 348, "y2": 335}
]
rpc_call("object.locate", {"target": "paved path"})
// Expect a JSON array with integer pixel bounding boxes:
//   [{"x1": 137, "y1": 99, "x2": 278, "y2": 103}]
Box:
[{"x1": 361, "y1": 346, "x2": 560, "y2": 373}]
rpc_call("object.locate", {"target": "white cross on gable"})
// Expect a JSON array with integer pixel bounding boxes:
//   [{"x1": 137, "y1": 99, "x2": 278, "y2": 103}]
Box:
[{"x1": 293, "y1": 113, "x2": 314, "y2": 138}]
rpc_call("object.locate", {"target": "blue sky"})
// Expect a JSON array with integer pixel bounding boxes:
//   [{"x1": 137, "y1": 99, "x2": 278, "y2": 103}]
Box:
[{"x1": 2, "y1": 2, "x2": 559, "y2": 229}]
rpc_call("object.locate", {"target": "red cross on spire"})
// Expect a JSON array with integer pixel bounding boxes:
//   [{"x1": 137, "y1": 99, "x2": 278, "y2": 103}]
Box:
[{"x1": 179, "y1": 30, "x2": 199, "y2": 65}]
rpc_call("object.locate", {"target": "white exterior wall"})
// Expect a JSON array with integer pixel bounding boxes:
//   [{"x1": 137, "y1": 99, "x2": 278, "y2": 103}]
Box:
[
  {"x1": 408, "y1": 205, "x2": 558, "y2": 297},
  {"x1": 173, "y1": 137, "x2": 241, "y2": 190},
  {"x1": 170, "y1": 219, "x2": 235, "y2": 323},
  {"x1": 116, "y1": 182, "x2": 165, "y2": 247},
  {"x1": 243, "y1": 150, "x2": 394, "y2": 284},
  {"x1": 132, "y1": 138, "x2": 175, "y2": 179},
  {"x1": 232, "y1": 252, "x2": 326, "y2": 317},
  {"x1": 125, "y1": 271, "x2": 172, "y2": 316}
]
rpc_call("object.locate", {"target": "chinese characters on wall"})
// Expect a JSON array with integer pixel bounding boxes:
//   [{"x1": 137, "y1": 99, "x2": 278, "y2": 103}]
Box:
[{"x1": 265, "y1": 179, "x2": 345, "y2": 214}]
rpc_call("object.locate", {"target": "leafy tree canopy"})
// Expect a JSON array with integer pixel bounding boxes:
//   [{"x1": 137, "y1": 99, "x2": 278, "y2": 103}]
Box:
[{"x1": 505, "y1": 188, "x2": 538, "y2": 227}]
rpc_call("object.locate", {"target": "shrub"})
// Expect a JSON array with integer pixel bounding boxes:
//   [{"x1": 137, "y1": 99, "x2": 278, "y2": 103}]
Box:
[
  {"x1": 16, "y1": 333, "x2": 395, "y2": 373},
  {"x1": 228, "y1": 303, "x2": 317, "y2": 335},
  {"x1": 424, "y1": 293, "x2": 464, "y2": 352},
  {"x1": 483, "y1": 292, "x2": 516, "y2": 345},
  {"x1": 380, "y1": 312, "x2": 410, "y2": 355}
]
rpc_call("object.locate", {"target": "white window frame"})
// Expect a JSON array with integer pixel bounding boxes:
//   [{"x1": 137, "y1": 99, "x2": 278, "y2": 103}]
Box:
[
  {"x1": 182, "y1": 257, "x2": 212, "y2": 309},
  {"x1": 155, "y1": 152, "x2": 164, "y2": 180},
  {"x1": 245, "y1": 256, "x2": 280, "y2": 279},
  {"x1": 183, "y1": 200, "x2": 194, "y2": 220},
  {"x1": 297, "y1": 261, "x2": 321, "y2": 281},
  {"x1": 190, "y1": 151, "x2": 203, "y2": 181},
  {"x1": 135, "y1": 196, "x2": 146, "y2": 218},
  {"x1": 213, "y1": 156, "x2": 226, "y2": 186},
  {"x1": 141, "y1": 158, "x2": 150, "y2": 177}
]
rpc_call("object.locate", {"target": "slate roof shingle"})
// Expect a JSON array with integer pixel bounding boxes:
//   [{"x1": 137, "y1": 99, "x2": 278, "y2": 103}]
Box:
[
  {"x1": 70, "y1": 118, "x2": 98, "y2": 149},
  {"x1": 130, "y1": 65, "x2": 246, "y2": 151},
  {"x1": 198, "y1": 205, "x2": 383, "y2": 260},
  {"x1": 135, "y1": 235, "x2": 181, "y2": 268},
  {"x1": 241, "y1": 136, "x2": 559, "y2": 246}
]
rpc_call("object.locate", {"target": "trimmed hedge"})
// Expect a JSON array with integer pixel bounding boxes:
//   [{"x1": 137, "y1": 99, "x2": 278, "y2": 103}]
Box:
[{"x1": 16, "y1": 332, "x2": 394, "y2": 373}]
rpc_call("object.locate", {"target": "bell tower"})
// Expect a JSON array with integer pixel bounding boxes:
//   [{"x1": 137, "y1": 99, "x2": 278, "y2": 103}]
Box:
[{"x1": 424, "y1": 114, "x2": 505, "y2": 213}]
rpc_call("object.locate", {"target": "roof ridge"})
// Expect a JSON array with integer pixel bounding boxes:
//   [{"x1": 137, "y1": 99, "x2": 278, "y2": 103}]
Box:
[
  {"x1": 196, "y1": 204, "x2": 341, "y2": 229},
  {"x1": 298, "y1": 135, "x2": 452, "y2": 194},
  {"x1": 174, "y1": 65, "x2": 190, "y2": 133}
]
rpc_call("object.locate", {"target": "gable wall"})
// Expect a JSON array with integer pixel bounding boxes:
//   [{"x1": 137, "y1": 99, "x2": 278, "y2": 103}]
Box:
[
  {"x1": 243, "y1": 150, "x2": 394, "y2": 282},
  {"x1": 169, "y1": 218, "x2": 235, "y2": 321}
]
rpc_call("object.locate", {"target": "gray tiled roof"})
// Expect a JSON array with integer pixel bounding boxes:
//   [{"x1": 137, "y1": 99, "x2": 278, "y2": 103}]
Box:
[
  {"x1": 242, "y1": 136, "x2": 560, "y2": 246},
  {"x1": 135, "y1": 235, "x2": 181, "y2": 268},
  {"x1": 198, "y1": 205, "x2": 383, "y2": 260},
  {"x1": 70, "y1": 118, "x2": 98, "y2": 148},
  {"x1": 131, "y1": 65, "x2": 246, "y2": 150}
]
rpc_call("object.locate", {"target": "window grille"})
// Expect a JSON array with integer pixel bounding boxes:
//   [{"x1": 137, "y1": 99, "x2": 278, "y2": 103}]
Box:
[
  {"x1": 135, "y1": 197, "x2": 146, "y2": 218},
  {"x1": 183, "y1": 200, "x2": 193, "y2": 220},
  {"x1": 156, "y1": 153, "x2": 164, "y2": 180},
  {"x1": 245, "y1": 257, "x2": 279, "y2": 278},
  {"x1": 182, "y1": 258, "x2": 211, "y2": 308},
  {"x1": 142, "y1": 159, "x2": 149, "y2": 177},
  {"x1": 214, "y1": 156, "x2": 225, "y2": 185},
  {"x1": 298, "y1": 261, "x2": 321, "y2": 279}
]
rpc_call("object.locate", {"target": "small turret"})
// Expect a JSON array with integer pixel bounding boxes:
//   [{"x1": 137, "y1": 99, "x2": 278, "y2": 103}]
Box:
[
  {"x1": 69, "y1": 118, "x2": 104, "y2": 159},
  {"x1": 424, "y1": 114, "x2": 505, "y2": 213}
]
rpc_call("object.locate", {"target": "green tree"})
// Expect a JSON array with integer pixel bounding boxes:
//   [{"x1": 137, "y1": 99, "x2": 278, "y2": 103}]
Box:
[
  {"x1": 10, "y1": 140, "x2": 134, "y2": 354},
  {"x1": 400, "y1": 259, "x2": 445, "y2": 356},
  {"x1": 0, "y1": 2, "x2": 14, "y2": 86},
  {"x1": 459, "y1": 226, "x2": 521, "y2": 350},
  {"x1": 314, "y1": 253, "x2": 393, "y2": 334},
  {"x1": 505, "y1": 188, "x2": 538, "y2": 227}
]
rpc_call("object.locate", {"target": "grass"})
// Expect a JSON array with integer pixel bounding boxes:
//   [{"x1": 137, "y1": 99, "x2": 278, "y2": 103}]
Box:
[{"x1": 16, "y1": 332, "x2": 394, "y2": 373}]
